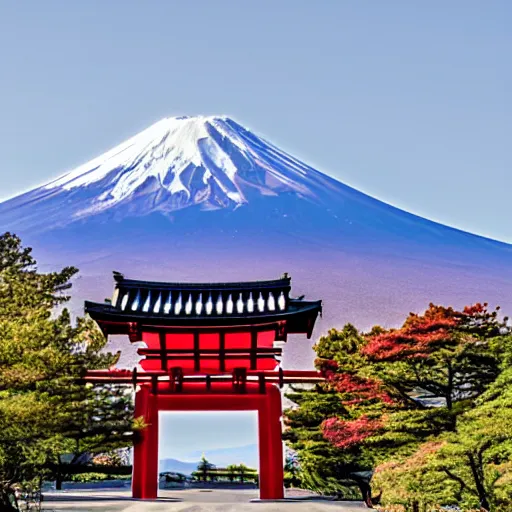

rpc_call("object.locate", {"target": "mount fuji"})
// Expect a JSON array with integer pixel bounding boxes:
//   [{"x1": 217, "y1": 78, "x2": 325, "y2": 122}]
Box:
[{"x1": 1, "y1": 115, "x2": 511, "y2": 369}]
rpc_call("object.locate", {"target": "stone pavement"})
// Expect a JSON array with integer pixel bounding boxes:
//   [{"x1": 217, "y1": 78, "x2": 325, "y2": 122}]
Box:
[{"x1": 43, "y1": 489, "x2": 366, "y2": 511}]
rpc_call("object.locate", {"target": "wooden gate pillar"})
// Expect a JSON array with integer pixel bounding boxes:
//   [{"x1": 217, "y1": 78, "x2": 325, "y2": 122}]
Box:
[
  {"x1": 268, "y1": 384, "x2": 284, "y2": 499},
  {"x1": 258, "y1": 385, "x2": 284, "y2": 500},
  {"x1": 258, "y1": 396, "x2": 272, "y2": 499},
  {"x1": 132, "y1": 384, "x2": 159, "y2": 499}
]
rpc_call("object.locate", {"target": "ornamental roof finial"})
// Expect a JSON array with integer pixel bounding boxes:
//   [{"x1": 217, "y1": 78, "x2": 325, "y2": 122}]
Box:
[{"x1": 113, "y1": 271, "x2": 125, "y2": 282}]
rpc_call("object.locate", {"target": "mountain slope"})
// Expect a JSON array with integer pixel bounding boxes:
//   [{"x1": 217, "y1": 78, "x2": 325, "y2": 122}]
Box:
[
  {"x1": 1, "y1": 115, "x2": 507, "y2": 252},
  {"x1": 1, "y1": 115, "x2": 511, "y2": 369}
]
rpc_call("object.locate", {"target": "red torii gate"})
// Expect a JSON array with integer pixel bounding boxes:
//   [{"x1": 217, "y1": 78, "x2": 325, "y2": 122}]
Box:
[{"x1": 84, "y1": 272, "x2": 322, "y2": 500}]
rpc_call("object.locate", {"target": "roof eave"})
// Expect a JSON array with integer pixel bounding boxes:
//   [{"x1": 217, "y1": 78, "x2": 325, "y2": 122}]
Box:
[{"x1": 85, "y1": 300, "x2": 321, "y2": 336}]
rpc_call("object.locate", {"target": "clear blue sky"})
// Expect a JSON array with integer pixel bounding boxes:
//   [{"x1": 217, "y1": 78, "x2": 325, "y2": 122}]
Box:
[
  {"x1": 0, "y1": 1, "x2": 510, "y2": 461},
  {"x1": 0, "y1": 1, "x2": 510, "y2": 242}
]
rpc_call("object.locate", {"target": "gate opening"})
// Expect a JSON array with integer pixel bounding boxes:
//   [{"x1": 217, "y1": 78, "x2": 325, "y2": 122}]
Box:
[{"x1": 158, "y1": 411, "x2": 258, "y2": 487}]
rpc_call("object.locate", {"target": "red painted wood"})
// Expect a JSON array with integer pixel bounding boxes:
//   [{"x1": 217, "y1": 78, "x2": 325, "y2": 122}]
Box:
[
  {"x1": 268, "y1": 384, "x2": 285, "y2": 499},
  {"x1": 199, "y1": 332, "x2": 220, "y2": 349},
  {"x1": 155, "y1": 381, "x2": 266, "y2": 404},
  {"x1": 132, "y1": 385, "x2": 149, "y2": 499},
  {"x1": 258, "y1": 396, "x2": 272, "y2": 499},
  {"x1": 139, "y1": 329, "x2": 282, "y2": 372},
  {"x1": 257, "y1": 330, "x2": 276, "y2": 347},
  {"x1": 84, "y1": 369, "x2": 323, "y2": 382},
  {"x1": 144, "y1": 392, "x2": 159, "y2": 499}
]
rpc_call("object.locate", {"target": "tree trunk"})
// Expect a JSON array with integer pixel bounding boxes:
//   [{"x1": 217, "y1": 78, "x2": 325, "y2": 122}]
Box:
[
  {"x1": 357, "y1": 481, "x2": 374, "y2": 508},
  {"x1": 446, "y1": 361, "x2": 457, "y2": 431},
  {"x1": 446, "y1": 361, "x2": 453, "y2": 412},
  {"x1": 55, "y1": 476, "x2": 63, "y2": 491},
  {"x1": 468, "y1": 454, "x2": 490, "y2": 512}
]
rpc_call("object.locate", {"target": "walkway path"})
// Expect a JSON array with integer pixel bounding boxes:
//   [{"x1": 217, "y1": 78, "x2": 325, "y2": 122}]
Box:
[{"x1": 43, "y1": 489, "x2": 366, "y2": 511}]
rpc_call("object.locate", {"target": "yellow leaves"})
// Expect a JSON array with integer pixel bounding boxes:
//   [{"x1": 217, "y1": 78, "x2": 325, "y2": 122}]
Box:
[
  {"x1": 0, "y1": 391, "x2": 56, "y2": 435},
  {"x1": 492, "y1": 462, "x2": 512, "y2": 487},
  {"x1": 375, "y1": 441, "x2": 444, "y2": 478},
  {"x1": 0, "y1": 366, "x2": 46, "y2": 388},
  {"x1": 374, "y1": 459, "x2": 401, "y2": 474},
  {"x1": 132, "y1": 415, "x2": 147, "y2": 431}
]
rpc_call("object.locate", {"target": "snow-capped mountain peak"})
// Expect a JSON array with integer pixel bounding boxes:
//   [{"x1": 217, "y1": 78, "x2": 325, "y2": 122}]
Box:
[{"x1": 38, "y1": 115, "x2": 318, "y2": 220}]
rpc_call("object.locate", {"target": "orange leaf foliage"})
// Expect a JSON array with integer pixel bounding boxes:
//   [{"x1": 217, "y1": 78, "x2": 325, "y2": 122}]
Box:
[
  {"x1": 322, "y1": 415, "x2": 382, "y2": 449},
  {"x1": 362, "y1": 304, "x2": 466, "y2": 362}
]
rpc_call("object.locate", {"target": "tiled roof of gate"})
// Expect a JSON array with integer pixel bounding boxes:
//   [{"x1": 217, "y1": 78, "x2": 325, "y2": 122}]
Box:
[
  {"x1": 85, "y1": 271, "x2": 321, "y2": 320},
  {"x1": 85, "y1": 272, "x2": 322, "y2": 339},
  {"x1": 112, "y1": 272, "x2": 292, "y2": 317}
]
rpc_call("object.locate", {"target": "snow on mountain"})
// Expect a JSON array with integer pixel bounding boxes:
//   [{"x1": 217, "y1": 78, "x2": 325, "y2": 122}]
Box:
[
  {"x1": 44, "y1": 116, "x2": 252, "y2": 210},
  {"x1": 7, "y1": 115, "x2": 328, "y2": 230}
]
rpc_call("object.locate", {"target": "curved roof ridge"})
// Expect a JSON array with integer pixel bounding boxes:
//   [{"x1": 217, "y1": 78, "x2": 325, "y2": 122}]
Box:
[{"x1": 112, "y1": 271, "x2": 291, "y2": 290}]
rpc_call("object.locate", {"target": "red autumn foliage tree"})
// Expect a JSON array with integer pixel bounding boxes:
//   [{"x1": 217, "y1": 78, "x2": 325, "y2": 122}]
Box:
[
  {"x1": 284, "y1": 325, "x2": 387, "y2": 506},
  {"x1": 362, "y1": 304, "x2": 462, "y2": 361},
  {"x1": 326, "y1": 372, "x2": 393, "y2": 406},
  {"x1": 315, "y1": 357, "x2": 339, "y2": 378},
  {"x1": 319, "y1": 303, "x2": 506, "y2": 478},
  {"x1": 363, "y1": 302, "x2": 505, "y2": 362},
  {"x1": 322, "y1": 415, "x2": 382, "y2": 449},
  {"x1": 361, "y1": 303, "x2": 504, "y2": 411}
]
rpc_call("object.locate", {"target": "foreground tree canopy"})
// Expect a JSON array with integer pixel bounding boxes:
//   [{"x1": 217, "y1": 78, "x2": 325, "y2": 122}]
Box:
[
  {"x1": 0, "y1": 233, "x2": 137, "y2": 510},
  {"x1": 285, "y1": 303, "x2": 512, "y2": 511}
]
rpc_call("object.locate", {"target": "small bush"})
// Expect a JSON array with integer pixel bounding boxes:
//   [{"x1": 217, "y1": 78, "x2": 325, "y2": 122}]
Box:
[{"x1": 70, "y1": 473, "x2": 130, "y2": 483}]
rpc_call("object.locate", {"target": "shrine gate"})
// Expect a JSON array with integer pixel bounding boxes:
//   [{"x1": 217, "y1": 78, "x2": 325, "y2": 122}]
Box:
[{"x1": 84, "y1": 272, "x2": 322, "y2": 500}]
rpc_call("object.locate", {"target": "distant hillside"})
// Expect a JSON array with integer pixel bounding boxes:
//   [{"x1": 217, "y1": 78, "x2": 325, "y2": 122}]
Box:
[
  {"x1": 159, "y1": 458, "x2": 199, "y2": 475},
  {"x1": 186, "y1": 444, "x2": 258, "y2": 468},
  {"x1": 159, "y1": 444, "x2": 259, "y2": 474}
]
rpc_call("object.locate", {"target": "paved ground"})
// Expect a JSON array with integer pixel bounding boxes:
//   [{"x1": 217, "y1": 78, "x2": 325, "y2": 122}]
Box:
[{"x1": 42, "y1": 489, "x2": 366, "y2": 511}]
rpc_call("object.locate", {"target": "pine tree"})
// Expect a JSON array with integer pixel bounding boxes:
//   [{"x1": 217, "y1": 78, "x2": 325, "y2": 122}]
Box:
[
  {"x1": 195, "y1": 455, "x2": 215, "y2": 482},
  {"x1": 284, "y1": 325, "x2": 381, "y2": 504},
  {"x1": 362, "y1": 303, "x2": 504, "y2": 414},
  {"x1": 0, "y1": 233, "x2": 136, "y2": 509},
  {"x1": 372, "y1": 367, "x2": 512, "y2": 511}
]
